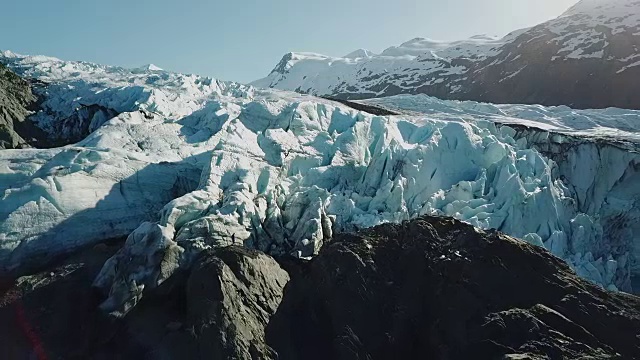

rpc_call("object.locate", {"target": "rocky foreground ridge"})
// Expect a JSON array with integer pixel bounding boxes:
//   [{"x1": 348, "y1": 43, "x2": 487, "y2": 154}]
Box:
[{"x1": 1, "y1": 216, "x2": 638, "y2": 359}]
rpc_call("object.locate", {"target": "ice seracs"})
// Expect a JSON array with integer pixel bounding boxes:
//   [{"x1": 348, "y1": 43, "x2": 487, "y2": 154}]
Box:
[
  {"x1": 92, "y1": 92, "x2": 640, "y2": 313},
  {"x1": 0, "y1": 50, "x2": 235, "y2": 144},
  {"x1": 0, "y1": 51, "x2": 638, "y2": 315}
]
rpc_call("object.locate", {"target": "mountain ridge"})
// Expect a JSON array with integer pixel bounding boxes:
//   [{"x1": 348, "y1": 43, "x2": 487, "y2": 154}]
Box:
[{"x1": 253, "y1": 0, "x2": 640, "y2": 109}]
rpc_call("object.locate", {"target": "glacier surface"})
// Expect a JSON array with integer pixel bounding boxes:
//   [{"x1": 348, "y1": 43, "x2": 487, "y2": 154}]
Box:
[
  {"x1": 360, "y1": 94, "x2": 640, "y2": 142},
  {"x1": 0, "y1": 52, "x2": 639, "y2": 314}
]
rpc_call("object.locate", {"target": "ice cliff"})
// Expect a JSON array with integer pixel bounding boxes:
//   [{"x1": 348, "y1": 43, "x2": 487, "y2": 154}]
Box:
[{"x1": 0, "y1": 52, "x2": 638, "y2": 314}]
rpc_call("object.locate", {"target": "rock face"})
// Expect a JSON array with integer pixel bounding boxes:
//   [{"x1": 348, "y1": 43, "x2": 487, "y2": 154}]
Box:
[
  {"x1": 0, "y1": 244, "x2": 289, "y2": 359},
  {"x1": 0, "y1": 240, "x2": 127, "y2": 359},
  {"x1": 0, "y1": 63, "x2": 40, "y2": 149},
  {"x1": 1, "y1": 217, "x2": 639, "y2": 359},
  {"x1": 186, "y1": 246, "x2": 289, "y2": 359},
  {"x1": 253, "y1": 0, "x2": 640, "y2": 110},
  {"x1": 0, "y1": 59, "x2": 106, "y2": 149},
  {"x1": 462, "y1": 0, "x2": 640, "y2": 109},
  {"x1": 268, "y1": 216, "x2": 640, "y2": 359}
]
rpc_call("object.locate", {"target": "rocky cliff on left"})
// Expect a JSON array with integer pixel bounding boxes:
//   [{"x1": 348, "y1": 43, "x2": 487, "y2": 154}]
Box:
[{"x1": 0, "y1": 63, "x2": 42, "y2": 149}]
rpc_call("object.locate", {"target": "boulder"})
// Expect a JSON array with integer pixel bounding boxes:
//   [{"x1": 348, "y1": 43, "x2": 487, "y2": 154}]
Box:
[{"x1": 186, "y1": 246, "x2": 290, "y2": 359}]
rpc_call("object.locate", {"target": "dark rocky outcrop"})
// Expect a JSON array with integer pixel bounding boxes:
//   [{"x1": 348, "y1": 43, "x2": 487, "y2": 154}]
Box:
[
  {"x1": 0, "y1": 63, "x2": 45, "y2": 149},
  {"x1": 185, "y1": 247, "x2": 289, "y2": 359},
  {"x1": 268, "y1": 217, "x2": 640, "y2": 359},
  {"x1": 0, "y1": 62, "x2": 120, "y2": 149},
  {"x1": 0, "y1": 244, "x2": 289, "y2": 359},
  {"x1": 321, "y1": 97, "x2": 400, "y2": 116},
  {"x1": 1, "y1": 217, "x2": 639, "y2": 359},
  {"x1": 43, "y1": 104, "x2": 120, "y2": 147},
  {"x1": 0, "y1": 240, "x2": 127, "y2": 359}
]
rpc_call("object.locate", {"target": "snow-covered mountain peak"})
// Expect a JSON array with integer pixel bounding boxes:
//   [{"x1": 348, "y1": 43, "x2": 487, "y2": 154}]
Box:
[
  {"x1": 378, "y1": 35, "x2": 505, "y2": 57},
  {"x1": 252, "y1": 31, "x2": 523, "y2": 94},
  {"x1": 0, "y1": 50, "x2": 19, "y2": 58},
  {"x1": 469, "y1": 34, "x2": 500, "y2": 41},
  {"x1": 253, "y1": 0, "x2": 640, "y2": 109},
  {"x1": 137, "y1": 63, "x2": 164, "y2": 72},
  {"x1": 343, "y1": 48, "x2": 375, "y2": 59},
  {"x1": 561, "y1": 0, "x2": 639, "y2": 17},
  {"x1": 0, "y1": 50, "x2": 64, "y2": 67},
  {"x1": 553, "y1": 0, "x2": 640, "y2": 33}
]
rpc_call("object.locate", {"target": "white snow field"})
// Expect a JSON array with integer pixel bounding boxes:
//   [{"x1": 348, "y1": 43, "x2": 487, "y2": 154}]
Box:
[
  {"x1": 360, "y1": 94, "x2": 640, "y2": 142},
  {"x1": 1, "y1": 51, "x2": 639, "y2": 314}
]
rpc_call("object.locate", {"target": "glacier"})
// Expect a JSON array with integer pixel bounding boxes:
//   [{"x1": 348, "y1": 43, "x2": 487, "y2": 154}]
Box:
[
  {"x1": 0, "y1": 52, "x2": 639, "y2": 314},
  {"x1": 360, "y1": 94, "x2": 640, "y2": 142}
]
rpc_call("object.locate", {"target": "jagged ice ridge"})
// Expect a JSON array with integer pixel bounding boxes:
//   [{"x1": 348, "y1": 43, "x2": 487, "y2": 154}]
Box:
[{"x1": 0, "y1": 51, "x2": 638, "y2": 314}]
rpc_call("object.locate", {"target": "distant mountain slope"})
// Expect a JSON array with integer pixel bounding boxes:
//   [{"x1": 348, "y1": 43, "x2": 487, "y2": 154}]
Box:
[{"x1": 253, "y1": 0, "x2": 640, "y2": 109}]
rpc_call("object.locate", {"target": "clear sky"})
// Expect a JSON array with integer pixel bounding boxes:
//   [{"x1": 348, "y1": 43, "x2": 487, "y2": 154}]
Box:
[{"x1": 1, "y1": 0, "x2": 578, "y2": 83}]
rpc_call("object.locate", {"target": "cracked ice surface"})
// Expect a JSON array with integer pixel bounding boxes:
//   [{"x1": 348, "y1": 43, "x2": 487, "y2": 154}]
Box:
[
  {"x1": 93, "y1": 95, "x2": 638, "y2": 313},
  {"x1": 0, "y1": 53, "x2": 637, "y2": 315}
]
